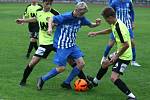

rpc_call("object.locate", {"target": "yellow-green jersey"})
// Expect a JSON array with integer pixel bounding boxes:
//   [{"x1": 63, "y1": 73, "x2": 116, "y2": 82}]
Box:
[
  {"x1": 24, "y1": 3, "x2": 43, "y2": 18},
  {"x1": 36, "y1": 9, "x2": 59, "y2": 45},
  {"x1": 111, "y1": 19, "x2": 132, "y2": 60},
  {"x1": 24, "y1": 3, "x2": 43, "y2": 32}
]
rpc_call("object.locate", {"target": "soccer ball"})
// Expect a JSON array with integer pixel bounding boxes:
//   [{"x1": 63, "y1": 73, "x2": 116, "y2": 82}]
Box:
[{"x1": 74, "y1": 79, "x2": 88, "y2": 92}]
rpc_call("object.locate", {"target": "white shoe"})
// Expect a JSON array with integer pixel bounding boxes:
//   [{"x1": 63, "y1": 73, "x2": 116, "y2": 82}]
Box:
[
  {"x1": 131, "y1": 61, "x2": 141, "y2": 67},
  {"x1": 101, "y1": 56, "x2": 107, "y2": 65}
]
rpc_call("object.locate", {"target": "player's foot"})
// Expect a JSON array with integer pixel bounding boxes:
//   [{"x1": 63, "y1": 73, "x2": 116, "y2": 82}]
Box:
[
  {"x1": 19, "y1": 80, "x2": 26, "y2": 87},
  {"x1": 131, "y1": 61, "x2": 141, "y2": 67},
  {"x1": 87, "y1": 76, "x2": 98, "y2": 88},
  {"x1": 37, "y1": 77, "x2": 44, "y2": 90},
  {"x1": 127, "y1": 97, "x2": 137, "y2": 100},
  {"x1": 101, "y1": 56, "x2": 107, "y2": 65},
  {"x1": 26, "y1": 53, "x2": 30, "y2": 59},
  {"x1": 61, "y1": 82, "x2": 72, "y2": 89}
]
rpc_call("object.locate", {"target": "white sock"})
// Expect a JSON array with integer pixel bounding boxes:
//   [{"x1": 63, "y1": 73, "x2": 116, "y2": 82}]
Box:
[
  {"x1": 93, "y1": 77, "x2": 99, "y2": 84},
  {"x1": 128, "y1": 93, "x2": 135, "y2": 98}
]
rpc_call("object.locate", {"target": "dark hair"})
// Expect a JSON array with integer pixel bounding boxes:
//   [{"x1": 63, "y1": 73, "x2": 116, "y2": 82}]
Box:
[
  {"x1": 43, "y1": 0, "x2": 53, "y2": 2},
  {"x1": 101, "y1": 7, "x2": 116, "y2": 18}
]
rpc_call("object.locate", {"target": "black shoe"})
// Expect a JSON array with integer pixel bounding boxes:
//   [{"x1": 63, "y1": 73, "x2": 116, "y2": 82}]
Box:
[
  {"x1": 19, "y1": 80, "x2": 26, "y2": 87},
  {"x1": 127, "y1": 97, "x2": 137, "y2": 100},
  {"x1": 26, "y1": 53, "x2": 30, "y2": 59},
  {"x1": 87, "y1": 76, "x2": 98, "y2": 88},
  {"x1": 61, "y1": 82, "x2": 72, "y2": 89},
  {"x1": 37, "y1": 77, "x2": 44, "y2": 90}
]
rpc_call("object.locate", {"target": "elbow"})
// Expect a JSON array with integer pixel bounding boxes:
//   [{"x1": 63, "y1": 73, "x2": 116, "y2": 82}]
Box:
[{"x1": 124, "y1": 43, "x2": 129, "y2": 49}]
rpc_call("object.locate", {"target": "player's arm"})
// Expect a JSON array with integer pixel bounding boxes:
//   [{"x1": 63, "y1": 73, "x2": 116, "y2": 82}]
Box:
[
  {"x1": 47, "y1": 17, "x2": 53, "y2": 36},
  {"x1": 88, "y1": 28, "x2": 112, "y2": 37},
  {"x1": 88, "y1": 18, "x2": 101, "y2": 28},
  {"x1": 16, "y1": 18, "x2": 37, "y2": 24},
  {"x1": 110, "y1": 41, "x2": 129, "y2": 63}
]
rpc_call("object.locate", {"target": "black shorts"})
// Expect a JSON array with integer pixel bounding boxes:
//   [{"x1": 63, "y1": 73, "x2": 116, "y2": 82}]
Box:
[
  {"x1": 112, "y1": 59, "x2": 130, "y2": 75},
  {"x1": 34, "y1": 44, "x2": 56, "y2": 58},
  {"x1": 29, "y1": 31, "x2": 38, "y2": 39},
  {"x1": 28, "y1": 22, "x2": 39, "y2": 39}
]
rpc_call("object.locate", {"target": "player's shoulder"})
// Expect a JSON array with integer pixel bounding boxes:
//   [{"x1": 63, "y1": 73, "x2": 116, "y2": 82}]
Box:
[
  {"x1": 37, "y1": 3, "x2": 43, "y2": 8},
  {"x1": 50, "y1": 8, "x2": 60, "y2": 16},
  {"x1": 26, "y1": 4, "x2": 31, "y2": 8}
]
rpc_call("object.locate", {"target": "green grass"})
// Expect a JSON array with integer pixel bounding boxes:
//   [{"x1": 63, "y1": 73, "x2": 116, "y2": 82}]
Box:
[{"x1": 0, "y1": 3, "x2": 150, "y2": 100}]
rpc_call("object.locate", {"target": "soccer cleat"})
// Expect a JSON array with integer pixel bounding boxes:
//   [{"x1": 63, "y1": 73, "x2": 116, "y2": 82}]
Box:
[
  {"x1": 61, "y1": 82, "x2": 72, "y2": 89},
  {"x1": 101, "y1": 56, "x2": 107, "y2": 65},
  {"x1": 19, "y1": 80, "x2": 26, "y2": 87},
  {"x1": 37, "y1": 77, "x2": 44, "y2": 90},
  {"x1": 127, "y1": 97, "x2": 137, "y2": 100},
  {"x1": 86, "y1": 76, "x2": 98, "y2": 88},
  {"x1": 131, "y1": 61, "x2": 141, "y2": 67}
]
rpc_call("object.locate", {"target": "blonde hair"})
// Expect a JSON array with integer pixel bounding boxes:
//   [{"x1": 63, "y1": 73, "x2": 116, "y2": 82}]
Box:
[{"x1": 75, "y1": 2, "x2": 88, "y2": 13}]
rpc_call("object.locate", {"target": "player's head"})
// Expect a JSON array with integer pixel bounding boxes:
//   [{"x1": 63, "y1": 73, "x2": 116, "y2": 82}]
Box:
[
  {"x1": 101, "y1": 7, "x2": 116, "y2": 25},
  {"x1": 31, "y1": 0, "x2": 37, "y2": 4},
  {"x1": 74, "y1": 2, "x2": 88, "y2": 17},
  {"x1": 42, "y1": 0, "x2": 53, "y2": 12}
]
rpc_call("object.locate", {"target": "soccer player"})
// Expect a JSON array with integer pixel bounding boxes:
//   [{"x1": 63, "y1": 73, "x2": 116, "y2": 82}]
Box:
[
  {"x1": 88, "y1": 7, "x2": 136, "y2": 100},
  {"x1": 23, "y1": 0, "x2": 43, "y2": 58},
  {"x1": 17, "y1": 0, "x2": 87, "y2": 87},
  {"x1": 101, "y1": 0, "x2": 141, "y2": 67},
  {"x1": 37, "y1": 2, "x2": 101, "y2": 90}
]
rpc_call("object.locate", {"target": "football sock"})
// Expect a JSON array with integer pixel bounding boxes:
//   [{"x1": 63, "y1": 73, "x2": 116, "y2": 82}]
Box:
[
  {"x1": 128, "y1": 93, "x2": 135, "y2": 98},
  {"x1": 104, "y1": 45, "x2": 112, "y2": 57},
  {"x1": 71, "y1": 63, "x2": 86, "y2": 79},
  {"x1": 96, "y1": 67, "x2": 108, "y2": 80},
  {"x1": 64, "y1": 66, "x2": 80, "y2": 84},
  {"x1": 42, "y1": 68, "x2": 59, "y2": 81},
  {"x1": 33, "y1": 42, "x2": 38, "y2": 50},
  {"x1": 114, "y1": 79, "x2": 133, "y2": 96},
  {"x1": 22, "y1": 65, "x2": 33, "y2": 82},
  {"x1": 93, "y1": 77, "x2": 99, "y2": 84},
  {"x1": 132, "y1": 47, "x2": 136, "y2": 61},
  {"x1": 27, "y1": 42, "x2": 34, "y2": 54}
]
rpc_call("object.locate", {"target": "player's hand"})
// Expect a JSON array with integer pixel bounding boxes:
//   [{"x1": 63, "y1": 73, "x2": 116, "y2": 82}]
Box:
[
  {"x1": 88, "y1": 32, "x2": 97, "y2": 37},
  {"x1": 95, "y1": 18, "x2": 101, "y2": 26},
  {"x1": 47, "y1": 28, "x2": 52, "y2": 36},
  {"x1": 16, "y1": 19, "x2": 24, "y2": 24},
  {"x1": 110, "y1": 54, "x2": 118, "y2": 63}
]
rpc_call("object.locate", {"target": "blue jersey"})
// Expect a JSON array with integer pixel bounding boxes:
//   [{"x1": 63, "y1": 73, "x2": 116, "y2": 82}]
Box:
[
  {"x1": 110, "y1": 0, "x2": 134, "y2": 29},
  {"x1": 53, "y1": 12, "x2": 91, "y2": 49}
]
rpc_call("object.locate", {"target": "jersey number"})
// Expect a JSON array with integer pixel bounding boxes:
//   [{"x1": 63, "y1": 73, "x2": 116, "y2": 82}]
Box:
[
  {"x1": 30, "y1": 13, "x2": 36, "y2": 17},
  {"x1": 40, "y1": 22, "x2": 48, "y2": 31}
]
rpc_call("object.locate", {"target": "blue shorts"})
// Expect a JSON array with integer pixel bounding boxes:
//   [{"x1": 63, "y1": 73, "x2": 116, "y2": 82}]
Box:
[
  {"x1": 54, "y1": 46, "x2": 84, "y2": 66},
  {"x1": 110, "y1": 28, "x2": 134, "y2": 40}
]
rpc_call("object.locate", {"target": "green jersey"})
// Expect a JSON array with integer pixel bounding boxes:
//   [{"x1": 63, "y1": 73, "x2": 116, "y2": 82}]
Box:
[
  {"x1": 111, "y1": 19, "x2": 132, "y2": 60},
  {"x1": 36, "y1": 10, "x2": 54, "y2": 45},
  {"x1": 24, "y1": 3, "x2": 43, "y2": 18}
]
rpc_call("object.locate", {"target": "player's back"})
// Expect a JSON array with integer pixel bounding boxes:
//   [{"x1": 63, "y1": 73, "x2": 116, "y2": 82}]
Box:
[{"x1": 110, "y1": 0, "x2": 133, "y2": 29}]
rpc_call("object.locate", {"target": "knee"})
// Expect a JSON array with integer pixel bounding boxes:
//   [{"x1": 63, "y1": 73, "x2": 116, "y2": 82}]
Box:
[
  {"x1": 110, "y1": 76, "x2": 118, "y2": 83},
  {"x1": 102, "y1": 60, "x2": 109, "y2": 69},
  {"x1": 77, "y1": 62, "x2": 85, "y2": 70},
  {"x1": 56, "y1": 67, "x2": 65, "y2": 73}
]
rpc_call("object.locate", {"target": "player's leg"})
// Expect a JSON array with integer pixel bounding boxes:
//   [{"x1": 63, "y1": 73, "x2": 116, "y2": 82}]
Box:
[
  {"x1": 62, "y1": 46, "x2": 85, "y2": 89},
  {"x1": 20, "y1": 45, "x2": 53, "y2": 86},
  {"x1": 26, "y1": 32, "x2": 38, "y2": 58},
  {"x1": 129, "y1": 29, "x2": 141, "y2": 67},
  {"x1": 111, "y1": 59, "x2": 136, "y2": 99},
  {"x1": 87, "y1": 59, "x2": 110, "y2": 87},
  {"x1": 37, "y1": 47, "x2": 70, "y2": 90},
  {"x1": 20, "y1": 56, "x2": 41, "y2": 86},
  {"x1": 67, "y1": 57, "x2": 86, "y2": 79},
  {"x1": 101, "y1": 32, "x2": 115, "y2": 64}
]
